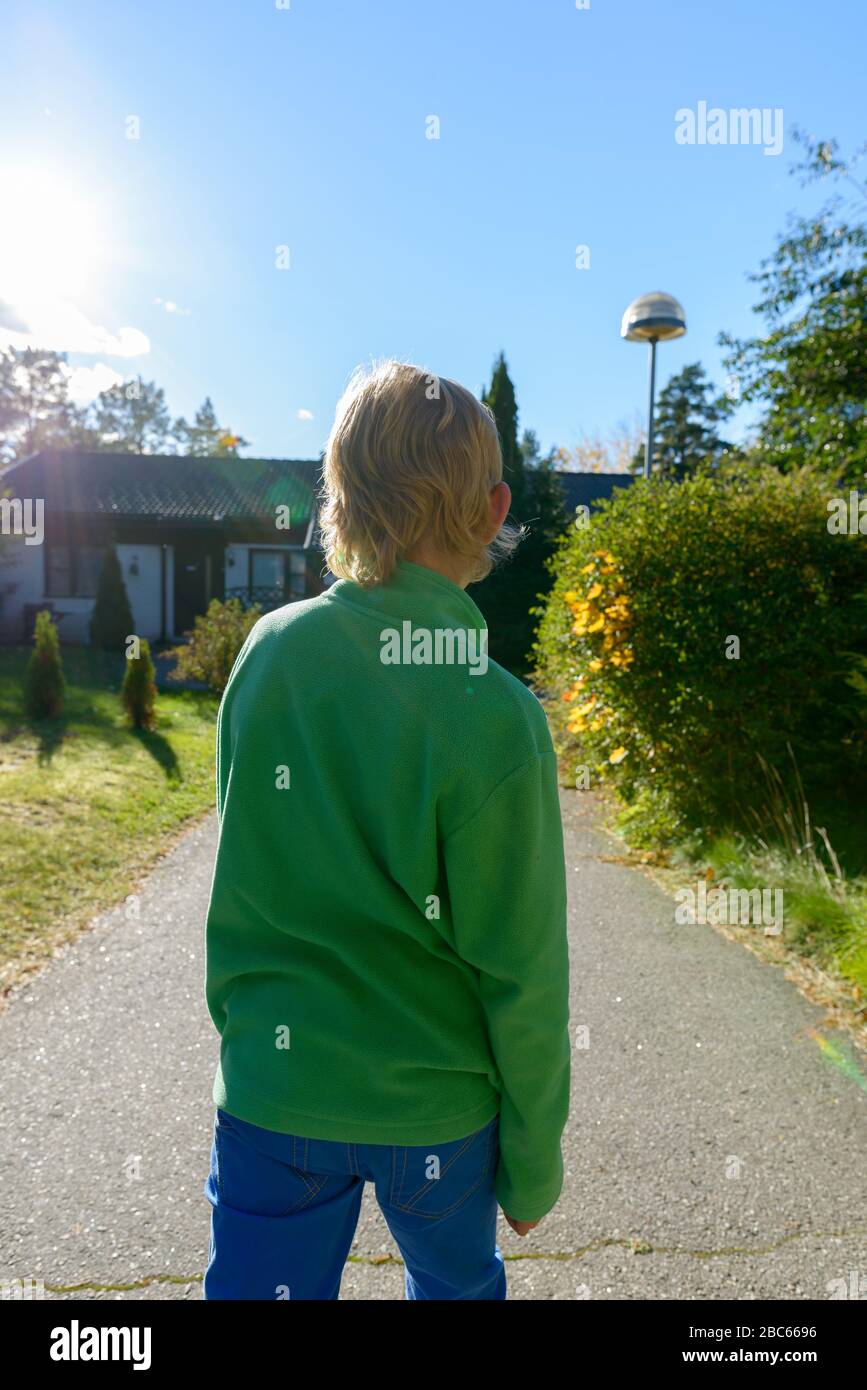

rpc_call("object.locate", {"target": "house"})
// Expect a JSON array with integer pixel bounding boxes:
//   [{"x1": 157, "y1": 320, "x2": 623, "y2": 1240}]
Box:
[
  {"x1": 0, "y1": 450, "x2": 635, "y2": 646},
  {"x1": 554, "y1": 470, "x2": 634, "y2": 519},
  {"x1": 0, "y1": 450, "x2": 324, "y2": 645}
]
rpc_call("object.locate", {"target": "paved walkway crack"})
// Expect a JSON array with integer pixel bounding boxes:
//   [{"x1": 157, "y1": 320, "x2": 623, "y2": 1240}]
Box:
[{"x1": 39, "y1": 1227, "x2": 867, "y2": 1292}]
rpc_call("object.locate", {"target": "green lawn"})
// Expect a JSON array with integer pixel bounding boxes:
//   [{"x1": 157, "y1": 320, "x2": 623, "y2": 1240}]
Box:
[{"x1": 0, "y1": 646, "x2": 219, "y2": 995}]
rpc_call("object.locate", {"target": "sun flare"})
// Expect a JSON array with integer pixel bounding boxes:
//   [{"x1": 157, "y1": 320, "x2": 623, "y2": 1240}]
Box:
[{"x1": 0, "y1": 165, "x2": 107, "y2": 302}]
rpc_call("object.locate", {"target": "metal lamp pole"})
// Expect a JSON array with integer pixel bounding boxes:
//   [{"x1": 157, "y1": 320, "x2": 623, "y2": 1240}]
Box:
[
  {"x1": 621, "y1": 293, "x2": 687, "y2": 479},
  {"x1": 645, "y1": 337, "x2": 658, "y2": 480}
]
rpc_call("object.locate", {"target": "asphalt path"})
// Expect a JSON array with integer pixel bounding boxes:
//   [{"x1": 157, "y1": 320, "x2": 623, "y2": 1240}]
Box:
[{"x1": 1, "y1": 792, "x2": 865, "y2": 1301}]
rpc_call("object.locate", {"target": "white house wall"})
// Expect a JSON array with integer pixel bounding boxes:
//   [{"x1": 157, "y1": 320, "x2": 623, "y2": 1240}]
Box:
[
  {"x1": 224, "y1": 542, "x2": 302, "y2": 592},
  {"x1": 0, "y1": 538, "x2": 314, "y2": 646},
  {"x1": 116, "y1": 544, "x2": 163, "y2": 642},
  {"x1": 0, "y1": 536, "x2": 43, "y2": 643},
  {"x1": 0, "y1": 537, "x2": 173, "y2": 645}
]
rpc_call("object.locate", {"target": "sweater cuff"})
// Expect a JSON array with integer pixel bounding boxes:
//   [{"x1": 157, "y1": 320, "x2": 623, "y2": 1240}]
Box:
[{"x1": 494, "y1": 1161, "x2": 564, "y2": 1224}]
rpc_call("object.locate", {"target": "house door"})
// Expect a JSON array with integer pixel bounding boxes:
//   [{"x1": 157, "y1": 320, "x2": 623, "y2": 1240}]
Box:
[
  {"x1": 174, "y1": 544, "x2": 213, "y2": 636},
  {"x1": 116, "y1": 544, "x2": 163, "y2": 640}
]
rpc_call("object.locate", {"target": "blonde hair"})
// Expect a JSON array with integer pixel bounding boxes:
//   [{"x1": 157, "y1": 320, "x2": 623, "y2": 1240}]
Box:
[{"x1": 319, "y1": 359, "x2": 523, "y2": 587}]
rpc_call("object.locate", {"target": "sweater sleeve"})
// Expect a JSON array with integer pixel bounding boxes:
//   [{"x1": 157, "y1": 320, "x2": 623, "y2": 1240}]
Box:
[{"x1": 441, "y1": 749, "x2": 571, "y2": 1222}]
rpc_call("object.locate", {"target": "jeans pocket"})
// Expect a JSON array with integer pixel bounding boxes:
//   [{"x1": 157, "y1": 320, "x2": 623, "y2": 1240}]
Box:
[
  {"x1": 212, "y1": 1109, "x2": 327, "y2": 1217},
  {"x1": 389, "y1": 1115, "x2": 499, "y2": 1219}
]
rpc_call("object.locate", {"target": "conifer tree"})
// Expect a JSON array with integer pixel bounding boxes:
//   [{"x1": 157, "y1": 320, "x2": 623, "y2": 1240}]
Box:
[
  {"x1": 24, "y1": 610, "x2": 66, "y2": 719},
  {"x1": 122, "y1": 637, "x2": 158, "y2": 730},
  {"x1": 90, "y1": 547, "x2": 135, "y2": 651}
]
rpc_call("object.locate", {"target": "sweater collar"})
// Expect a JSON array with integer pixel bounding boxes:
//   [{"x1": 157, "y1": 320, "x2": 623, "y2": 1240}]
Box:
[{"x1": 328, "y1": 559, "x2": 487, "y2": 633}]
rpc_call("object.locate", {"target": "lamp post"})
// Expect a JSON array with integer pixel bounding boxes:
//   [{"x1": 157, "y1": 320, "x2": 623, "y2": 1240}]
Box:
[{"x1": 620, "y1": 292, "x2": 687, "y2": 478}]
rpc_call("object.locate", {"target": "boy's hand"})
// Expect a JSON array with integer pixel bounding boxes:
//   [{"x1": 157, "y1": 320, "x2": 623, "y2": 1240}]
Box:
[{"x1": 504, "y1": 1214, "x2": 541, "y2": 1237}]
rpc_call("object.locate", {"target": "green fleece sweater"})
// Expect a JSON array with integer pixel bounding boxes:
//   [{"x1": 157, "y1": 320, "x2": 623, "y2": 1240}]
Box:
[{"x1": 205, "y1": 559, "x2": 571, "y2": 1220}]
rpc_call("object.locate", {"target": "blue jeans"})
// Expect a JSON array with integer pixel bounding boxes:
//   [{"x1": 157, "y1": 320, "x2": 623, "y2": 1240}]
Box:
[{"x1": 203, "y1": 1108, "x2": 506, "y2": 1300}]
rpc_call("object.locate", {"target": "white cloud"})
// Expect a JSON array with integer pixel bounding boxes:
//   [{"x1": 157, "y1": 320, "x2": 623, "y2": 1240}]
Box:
[
  {"x1": 297, "y1": 408, "x2": 314, "y2": 420},
  {"x1": 155, "y1": 296, "x2": 191, "y2": 316},
  {"x1": 0, "y1": 296, "x2": 150, "y2": 357},
  {"x1": 63, "y1": 361, "x2": 125, "y2": 404}
]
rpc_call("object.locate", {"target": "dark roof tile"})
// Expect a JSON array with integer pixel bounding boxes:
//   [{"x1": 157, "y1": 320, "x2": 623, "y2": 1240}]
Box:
[{"x1": 1, "y1": 450, "x2": 322, "y2": 526}]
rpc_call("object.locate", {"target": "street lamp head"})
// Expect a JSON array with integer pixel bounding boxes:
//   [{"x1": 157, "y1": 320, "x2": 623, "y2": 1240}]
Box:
[{"x1": 621, "y1": 291, "x2": 687, "y2": 342}]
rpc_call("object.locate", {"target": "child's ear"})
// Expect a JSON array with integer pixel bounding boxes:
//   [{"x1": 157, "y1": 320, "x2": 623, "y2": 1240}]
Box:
[{"x1": 487, "y1": 481, "x2": 512, "y2": 537}]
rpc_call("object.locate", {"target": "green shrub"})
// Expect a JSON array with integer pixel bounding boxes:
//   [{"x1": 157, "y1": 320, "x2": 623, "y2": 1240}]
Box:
[
  {"x1": 90, "y1": 547, "x2": 135, "y2": 651},
  {"x1": 532, "y1": 464, "x2": 867, "y2": 836},
  {"x1": 122, "y1": 637, "x2": 157, "y2": 730},
  {"x1": 23, "y1": 610, "x2": 66, "y2": 720},
  {"x1": 167, "y1": 597, "x2": 261, "y2": 694}
]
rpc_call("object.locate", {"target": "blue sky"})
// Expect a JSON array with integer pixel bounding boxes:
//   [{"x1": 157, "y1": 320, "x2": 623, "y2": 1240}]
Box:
[{"x1": 2, "y1": 0, "x2": 864, "y2": 462}]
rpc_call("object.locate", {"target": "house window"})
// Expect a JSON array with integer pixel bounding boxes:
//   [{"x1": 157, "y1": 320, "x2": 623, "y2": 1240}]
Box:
[
  {"x1": 250, "y1": 550, "x2": 284, "y2": 590},
  {"x1": 76, "y1": 546, "x2": 105, "y2": 597},
  {"x1": 289, "y1": 551, "x2": 306, "y2": 599},
  {"x1": 45, "y1": 543, "x2": 106, "y2": 598},
  {"x1": 246, "y1": 548, "x2": 307, "y2": 602}
]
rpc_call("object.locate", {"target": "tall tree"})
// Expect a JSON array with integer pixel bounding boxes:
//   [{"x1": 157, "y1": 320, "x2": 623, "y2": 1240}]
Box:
[
  {"x1": 0, "y1": 355, "x2": 249, "y2": 462},
  {"x1": 631, "y1": 363, "x2": 734, "y2": 479},
  {"x1": 483, "y1": 351, "x2": 526, "y2": 515},
  {"x1": 174, "y1": 396, "x2": 248, "y2": 456},
  {"x1": 90, "y1": 376, "x2": 173, "y2": 454},
  {"x1": 520, "y1": 428, "x2": 542, "y2": 467},
  {"x1": 0, "y1": 347, "x2": 90, "y2": 462},
  {"x1": 90, "y1": 547, "x2": 135, "y2": 650},
  {"x1": 471, "y1": 356, "x2": 568, "y2": 676},
  {"x1": 720, "y1": 130, "x2": 867, "y2": 485}
]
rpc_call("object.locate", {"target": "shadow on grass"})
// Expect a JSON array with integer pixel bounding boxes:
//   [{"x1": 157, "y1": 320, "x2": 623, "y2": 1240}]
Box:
[
  {"x1": 131, "y1": 725, "x2": 182, "y2": 783},
  {"x1": 2, "y1": 645, "x2": 214, "y2": 772},
  {"x1": 22, "y1": 703, "x2": 135, "y2": 767},
  {"x1": 27, "y1": 716, "x2": 183, "y2": 780},
  {"x1": 34, "y1": 720, "x2": 68, "y2": 766}
]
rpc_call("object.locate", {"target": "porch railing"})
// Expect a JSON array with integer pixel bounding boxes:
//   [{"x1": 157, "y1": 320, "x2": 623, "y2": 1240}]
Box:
[{"x1": 224, "y1": 584, "x2": 298, "y2": 611}]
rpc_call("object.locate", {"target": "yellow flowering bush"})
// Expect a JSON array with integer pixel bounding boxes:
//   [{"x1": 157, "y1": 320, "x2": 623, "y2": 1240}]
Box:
[
  {"x1": 560, "y1": 551, "x2": 633, "y2": 765},
  {"x1": 532, "y1": 466, "x2": 867, "y2": 837}
]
